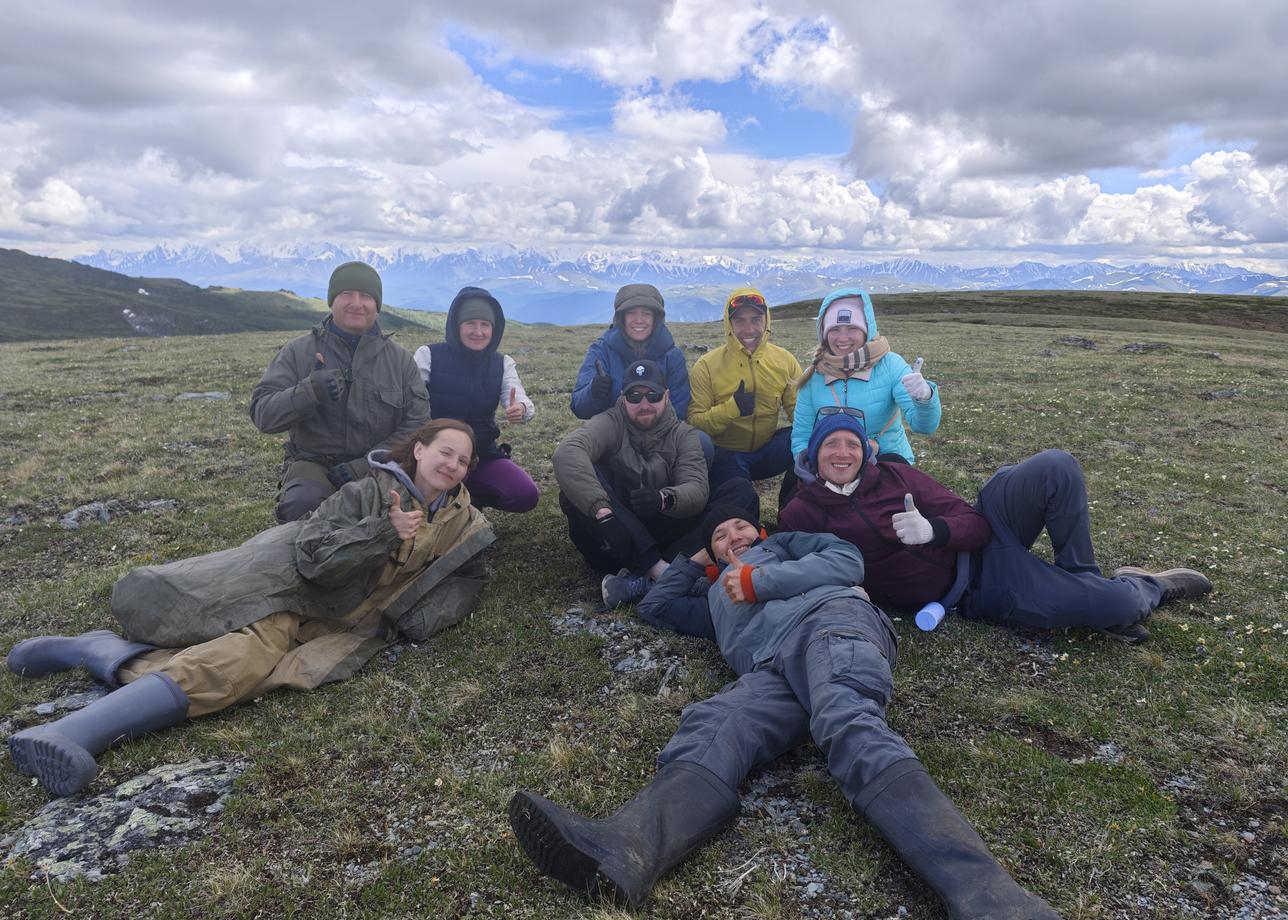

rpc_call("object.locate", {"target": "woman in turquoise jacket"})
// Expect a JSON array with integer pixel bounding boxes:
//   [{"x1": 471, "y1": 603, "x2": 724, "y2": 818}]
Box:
[{"x1": 789, "y1": 287, "x2": 941, "y2": 464}]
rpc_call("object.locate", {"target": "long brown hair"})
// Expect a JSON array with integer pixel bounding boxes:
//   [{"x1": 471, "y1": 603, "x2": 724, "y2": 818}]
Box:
[{"x1": 385, "y1": 419, "x2": 478, "y2": 480}]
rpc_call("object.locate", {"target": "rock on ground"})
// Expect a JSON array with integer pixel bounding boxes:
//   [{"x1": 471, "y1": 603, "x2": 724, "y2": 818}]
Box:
[{"x1": 2, "y1": 759, "x2": 248, "y2": 881}]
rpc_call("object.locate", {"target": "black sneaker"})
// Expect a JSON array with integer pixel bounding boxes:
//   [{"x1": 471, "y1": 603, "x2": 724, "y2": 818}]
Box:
[
  {"x1": 1099, "y1": 621, "x2": 1151, "y2": 645},
  {"x1": 1113, "y1": 566, "x2": 1212, "y2": 605}
]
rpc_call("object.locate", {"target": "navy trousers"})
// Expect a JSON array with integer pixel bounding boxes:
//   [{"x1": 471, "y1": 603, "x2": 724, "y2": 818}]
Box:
[
  {"x1": 709, "y1": 426, "x2": 793, "y2": 486},
  {"x1": 656, "y1": 600, "x2": 919, "y2": 810},
  {"x1": 966, "y1": 449, "x2": 1162, "y2": 630}
]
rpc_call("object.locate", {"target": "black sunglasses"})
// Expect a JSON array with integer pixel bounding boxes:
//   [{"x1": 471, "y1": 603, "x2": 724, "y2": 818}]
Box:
[
  {"x1": 624, "y1": 388, "x2": 665, "y2": 404},
  {"x1": 815, "y1": 406, "x2": 865, "y2": 422}
]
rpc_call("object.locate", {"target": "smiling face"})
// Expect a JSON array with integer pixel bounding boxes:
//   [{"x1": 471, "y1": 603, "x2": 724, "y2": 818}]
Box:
[
  {"x1": 330, "y1": 289, "x2": 379, "y2": 334},
  {"x1": 826, "y1": 324, "x2": 866, "y2": 356},
  {"x1": 730, "y1": 307, "x2": 766, "y2": 353},
  {"x1": 816, "y1": 431, "x2": 865, "y2": 486},
  {"x1": 623, "y1": 385, "x2": 668, "y2": 429},
  {"x1": 459, "y1": 319, "x2": 494, "y2": 351},
  {"x1": 710, "y1": 518, "x2": 760, "y2": 564},
  {"x1": 622, "y1": 306, "x2": 656, "y2": 343},
  {"x1": 412, "y1": 428, "x2": 474, "y2": 499}
]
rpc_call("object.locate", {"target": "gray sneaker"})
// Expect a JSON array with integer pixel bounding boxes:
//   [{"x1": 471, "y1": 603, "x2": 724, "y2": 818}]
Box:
[
  {"x1": 1113, "y1": 566, "x2": 1212, "y2": 606},
  {"x1": 601, "y1": 569, "x2": 654, "y2": 608}
]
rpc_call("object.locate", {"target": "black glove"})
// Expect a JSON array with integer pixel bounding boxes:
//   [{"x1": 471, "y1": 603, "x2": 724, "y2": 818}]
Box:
[
  {"x1": 629, "y1": 485, "x2": 664, "y2": 517},
  {"x1": 308, "y1": 368, "x2": 346, "y2": 402},
  {"x1": 595, "y1": 512, "x2": 635, "y2": 559},
  {"x1": 327, "y1": 461, "x2": 359, "y2": 489},
  {"x1": 590, "y1": 359, "x2": 612, "y2": 403},
  {"x1": 732, "y1": 380, "x2": 755, "y2": 416}
]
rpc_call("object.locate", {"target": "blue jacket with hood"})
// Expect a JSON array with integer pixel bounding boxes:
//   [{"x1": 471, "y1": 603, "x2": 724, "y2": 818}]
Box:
[
  {"x1": 570, "y1": 321, "x2": 691, "y2": 420},
  {"x1": 790, "y1": 288, "x2": 941, "y2": 464}
]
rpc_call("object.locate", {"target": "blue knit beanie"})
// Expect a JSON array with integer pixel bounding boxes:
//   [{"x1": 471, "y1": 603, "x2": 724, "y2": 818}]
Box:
[{"x1": 806, "y1": 412, "x2": 871, "y2": 470}]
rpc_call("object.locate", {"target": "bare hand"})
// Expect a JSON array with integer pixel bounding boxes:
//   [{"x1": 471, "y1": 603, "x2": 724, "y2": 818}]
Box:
[
  {"x1": 388, "y1": 488, "x2": 424, "y2": 540},
  {"x1": 504, "y1": 386, "x2": 524, "y2": 423},
  {"x1": 690, "y1": 548, "x2": 712, "y2": 567},
  {"x1": 721, "y1": 549, "x2": 751, "y2": 603}
]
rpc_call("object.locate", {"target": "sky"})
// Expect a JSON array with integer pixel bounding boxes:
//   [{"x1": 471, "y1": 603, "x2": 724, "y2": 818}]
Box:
[{"x1": 2, "y1": 0, "x2": 1287, "y2": 271}]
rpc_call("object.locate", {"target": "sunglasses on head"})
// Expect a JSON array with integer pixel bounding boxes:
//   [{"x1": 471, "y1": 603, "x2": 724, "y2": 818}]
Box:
[
  {"x1": 624, "y1": 388, "x2": 664, "y2": 404},
  {"x1": 815, "y1": 405, "x2": 865, "y2": 422},
  {"x1": 729, "y1": 293, "x2": 766, "y2": 311}
]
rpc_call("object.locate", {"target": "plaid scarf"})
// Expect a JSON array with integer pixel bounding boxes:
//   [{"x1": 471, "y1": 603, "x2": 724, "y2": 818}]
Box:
[{"x1": 814, "y1": 335, "x2": 890, "y2": 383}]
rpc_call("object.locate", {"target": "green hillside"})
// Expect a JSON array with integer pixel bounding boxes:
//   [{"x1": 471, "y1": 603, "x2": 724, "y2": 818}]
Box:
[
  {"x1": 0, "y1": 248, "x2": 432, "y2": 342},
  {"x1": 774, "y1": 289, "x2": 1288, "y2": 334}
]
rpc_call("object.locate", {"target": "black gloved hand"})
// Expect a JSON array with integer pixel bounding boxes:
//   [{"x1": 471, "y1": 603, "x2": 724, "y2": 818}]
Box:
[
  {"x1": 308, "y1": 368, "x2": 347, "y2": 402},
  {"x1": 595, "y1": 512, "x2": 635, "y2": 559},
  {"x1": 732, "y1": 380, "x2": 755, "y2": 416},
  {"x1": 629, "y1": 485, "x2": 664, "y2": 517},
  {"x1": 327, "y1": 461, "x2": 359, "y2": 489},
  {"x1": 590, "y1": 359, "x2": 612, "y2": 403}
]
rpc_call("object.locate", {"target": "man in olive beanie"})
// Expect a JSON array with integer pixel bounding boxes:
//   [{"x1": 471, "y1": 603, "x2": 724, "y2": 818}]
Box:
[{"x1": 250, "y1": 261, "x2": 427, "y2": 522}]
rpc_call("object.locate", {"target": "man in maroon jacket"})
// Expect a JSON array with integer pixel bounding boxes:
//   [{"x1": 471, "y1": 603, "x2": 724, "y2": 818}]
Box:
[{"x1": 778, "y1": 410, "x2": 1210, "y2": 642}]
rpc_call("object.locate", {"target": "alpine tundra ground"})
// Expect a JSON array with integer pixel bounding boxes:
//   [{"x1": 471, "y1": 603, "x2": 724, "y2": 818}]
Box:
[{"x1": 0, "y1": 293, "x2": 1285, "y2": 919}]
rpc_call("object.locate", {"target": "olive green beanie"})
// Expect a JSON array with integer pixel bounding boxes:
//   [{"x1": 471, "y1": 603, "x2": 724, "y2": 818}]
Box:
[{"x1": 327, "y1": 261, "x2": 382, "y2": 311}]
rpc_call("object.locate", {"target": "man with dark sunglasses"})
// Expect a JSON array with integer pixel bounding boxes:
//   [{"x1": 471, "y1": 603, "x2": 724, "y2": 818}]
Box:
[
  {"x1": 554, "y1": 360, "x2": 759, "y2": 608},
  {"x1": 689, "y1": 287, "x2": 802, "y2": 495}
]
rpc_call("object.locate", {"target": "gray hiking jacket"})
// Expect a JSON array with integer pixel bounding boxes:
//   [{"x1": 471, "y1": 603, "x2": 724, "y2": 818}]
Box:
[
  {"x1": 553, "y1": 401, "x2": 709, "y2": 518},
  {"x1": 250, "y1": 320, "x2": 429, "y2": 472}
]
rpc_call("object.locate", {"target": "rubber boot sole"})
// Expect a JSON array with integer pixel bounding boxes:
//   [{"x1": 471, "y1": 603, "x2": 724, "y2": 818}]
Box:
[
  {"x1": 508, "y1": 792, "x2": 631, "y2": 907},
  {"x1": 8, "y1": 726, "x2": 97, "y2": 796}
]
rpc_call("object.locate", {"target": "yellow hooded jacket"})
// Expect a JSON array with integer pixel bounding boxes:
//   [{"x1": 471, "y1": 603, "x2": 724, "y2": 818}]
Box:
[{"x1": 688, "y1": 288, "x2": 802, "y2": 452}]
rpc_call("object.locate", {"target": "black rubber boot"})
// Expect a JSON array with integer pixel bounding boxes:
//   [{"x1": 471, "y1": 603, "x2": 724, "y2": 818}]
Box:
[
  {"x1": 7, "y1": 629, "x2": 155, "y2": 687},
  {"x1": 509, "y1": 761, "x2": 740, "y2": 909},
  {"x1": 858, "y1": 759, "x2": 1061, "y2": 919},
  {"x1": 7, "y1": 672, "x2": 189, "y2": 796}
]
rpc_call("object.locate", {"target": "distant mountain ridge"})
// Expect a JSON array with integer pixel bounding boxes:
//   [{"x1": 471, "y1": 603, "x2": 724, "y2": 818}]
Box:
[{"x1": 76, "y1": 243, "x2": 1288, "y2": 324}]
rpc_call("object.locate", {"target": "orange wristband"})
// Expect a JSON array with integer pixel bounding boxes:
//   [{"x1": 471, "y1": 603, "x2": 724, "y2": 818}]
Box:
[{"x1": 740, "y1": 565, "x2": 757, "y2": 602}]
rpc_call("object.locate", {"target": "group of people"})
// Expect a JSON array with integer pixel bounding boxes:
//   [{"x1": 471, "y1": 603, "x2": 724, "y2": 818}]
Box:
[{"x1": 5, "y1": 260, "x2": 1213, "y2": 918}]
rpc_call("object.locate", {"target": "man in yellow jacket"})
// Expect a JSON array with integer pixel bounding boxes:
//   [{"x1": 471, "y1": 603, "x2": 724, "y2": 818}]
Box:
[{"x1": 688, "y1": 288, "x2": 802, "y2": 488}]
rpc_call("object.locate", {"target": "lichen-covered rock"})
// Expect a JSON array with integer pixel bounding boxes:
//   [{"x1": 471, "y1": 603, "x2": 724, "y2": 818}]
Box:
[{"x1": 2, "y1": 759, "x2": 248, "y2": 881}]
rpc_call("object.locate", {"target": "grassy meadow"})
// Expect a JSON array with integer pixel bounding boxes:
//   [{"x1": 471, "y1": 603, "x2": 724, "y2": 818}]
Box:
[{"x1": 0, "y1": 293, "x2": 1285, "y2": 918}]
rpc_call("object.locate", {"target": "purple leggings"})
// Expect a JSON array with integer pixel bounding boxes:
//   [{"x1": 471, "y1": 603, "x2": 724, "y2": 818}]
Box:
[{"x1": 466, "y1": 457, "x2": 540, "y2": 513}]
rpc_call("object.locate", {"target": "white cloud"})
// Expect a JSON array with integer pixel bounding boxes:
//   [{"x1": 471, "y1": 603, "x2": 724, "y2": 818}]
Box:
[
  {"x1": 0, "y1": 1, "x2": 1286, "y2": 269},
  {"x1": 613, "y1": 95, "x2": 727, "y2": 147}
]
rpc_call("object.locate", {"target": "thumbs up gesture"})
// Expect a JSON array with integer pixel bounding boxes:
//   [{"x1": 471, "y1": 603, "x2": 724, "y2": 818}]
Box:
[
  {"x1": 388, "y1": 488, "x2": 425, "y2": 540},
  {"x1": 892, "y1": 493, "x2": 934, "y2": 545},
  {"x1": 900, "y1": 356, "x2": 933, "y2": 402},
  {"x1": 732, "y1": 379, "x2": 755, "y2": 416},
  {"x1": 721, "y1": 547, "x2": 753, "y2": 602},
  {"x1": 590, "y1": 358, "x2": 612, "y2": 402},
  {"x1": 504, "y1": 385, "x2": 525, "y2": 423}
]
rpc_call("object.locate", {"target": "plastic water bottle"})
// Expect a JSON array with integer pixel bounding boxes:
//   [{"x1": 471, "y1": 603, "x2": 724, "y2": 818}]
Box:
[{"x1": 915, "y1": 601, "x2": 946, "y2": 632}]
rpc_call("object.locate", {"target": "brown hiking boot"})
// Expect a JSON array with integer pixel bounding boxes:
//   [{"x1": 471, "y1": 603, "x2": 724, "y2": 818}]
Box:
[{"x1": 1113, "y1": 566, "x2": 1212, "y2": 606}]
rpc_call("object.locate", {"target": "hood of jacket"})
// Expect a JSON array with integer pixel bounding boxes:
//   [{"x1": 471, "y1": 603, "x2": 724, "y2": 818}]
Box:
[
  {"x1": 722, "y1": 286, "x2": 773, "y2": 355},
  {"x1": 604, "y1": 321, "x2": 678, "y2": 362},
  {"x1": 816, "y1": 287, "x2": 879, "y2": 345},
  {"x1": 444, "y1": 286, "x2": 505, "y2": 356}
]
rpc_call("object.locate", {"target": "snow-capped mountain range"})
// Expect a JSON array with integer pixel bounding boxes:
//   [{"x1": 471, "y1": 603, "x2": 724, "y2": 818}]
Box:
[{"x1": 76, "y1": 244, "x2": 1288, "y2": 324}]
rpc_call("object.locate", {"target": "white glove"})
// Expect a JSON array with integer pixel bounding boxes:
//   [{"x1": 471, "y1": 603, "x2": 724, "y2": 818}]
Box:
[
  {"x1": 892, "y1": 493, "x2": 934, "y2": 545},
  {"x1": 901, "y1": 356, "x2": 933, "y2": 402}
]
